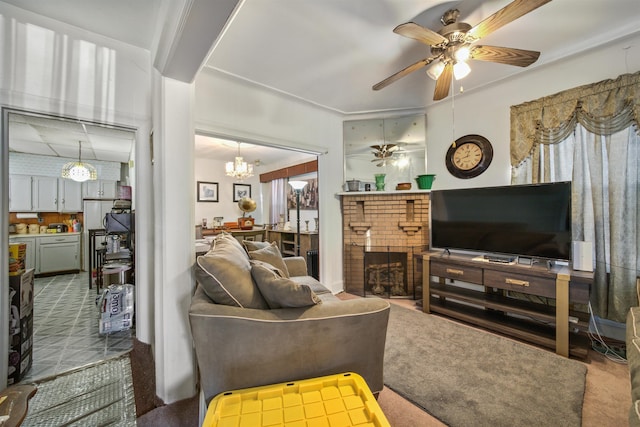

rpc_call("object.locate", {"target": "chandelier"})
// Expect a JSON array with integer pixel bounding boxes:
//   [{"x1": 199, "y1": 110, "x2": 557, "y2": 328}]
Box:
[
  {"x1": 61, "y1": 141, "x2": 97, "y2": 182},
  {"x1": 225, "y1": 142, "x2": 254, "y2": 180}
]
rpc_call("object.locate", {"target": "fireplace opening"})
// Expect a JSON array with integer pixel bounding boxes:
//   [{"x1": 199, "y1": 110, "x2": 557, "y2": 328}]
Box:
[{"x1": 365, "y1": 251, "x2": 407, "y2": 297}]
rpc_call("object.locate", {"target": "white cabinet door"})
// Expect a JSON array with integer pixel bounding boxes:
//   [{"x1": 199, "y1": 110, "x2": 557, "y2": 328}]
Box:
[
  {"x1": 38, "y1": 235, "x2": 80, "y2": 273},
  {"x1": 58, "y1": 179, "x2": 82, "y2": 212},
  {"x1": 101, "y1": 180, "x2": 117, "y2": 199},
  {"x1": 83, "y1": 180, "x2": 117, "y2": 199},
  {"x1": 33, "y1": 176, "x2": 59, "y2": 212},
  {"x1": 9, "y1": 236, "x2": 36, "y2": 272},
  {"x1": 9, "y1": 175, "x2": 33, "y2": 211}
]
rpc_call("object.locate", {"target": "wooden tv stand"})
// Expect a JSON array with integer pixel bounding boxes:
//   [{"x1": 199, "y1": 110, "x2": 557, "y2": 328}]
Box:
[{"x1": 422, "y1": 251, "x2": 593, "y2": 358}]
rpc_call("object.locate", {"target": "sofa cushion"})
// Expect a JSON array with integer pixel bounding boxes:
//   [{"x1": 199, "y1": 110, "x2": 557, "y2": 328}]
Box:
[
  {"x1": 248, "y1": 242, "x2": 291, "y2": 278},
  {"x1": 291, "y1": 275, "x2": 332, "y2": 296},
  {"x1": 195, "y1": 234, "x2": 268, "y2": 309},
  {"x1": 242, "y1": 240, "x2": 272, "y2": 253},
  {"x1": 250, "y1": 261, "x2": 321, "y2": 309}
]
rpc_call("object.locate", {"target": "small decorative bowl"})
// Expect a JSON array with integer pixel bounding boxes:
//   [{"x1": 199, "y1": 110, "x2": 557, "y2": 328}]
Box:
[{"x1": 396, "y1": 182, "x2": 412, "y2": 190}]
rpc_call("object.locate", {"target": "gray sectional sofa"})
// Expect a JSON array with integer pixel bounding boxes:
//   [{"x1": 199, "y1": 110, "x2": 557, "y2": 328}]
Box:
[{"x1": 189, "y1": 233, "x2": 391, "y2": 406}]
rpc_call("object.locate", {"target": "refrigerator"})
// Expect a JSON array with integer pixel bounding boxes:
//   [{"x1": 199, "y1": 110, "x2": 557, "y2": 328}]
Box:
[{"x1": 83, "y1": 200, "x2": 115, "y2": 271}]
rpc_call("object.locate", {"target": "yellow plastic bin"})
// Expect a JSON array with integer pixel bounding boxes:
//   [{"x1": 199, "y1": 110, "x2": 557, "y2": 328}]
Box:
[{"x1": 203, "y1": 372, "x2": 390, "y2": 427}]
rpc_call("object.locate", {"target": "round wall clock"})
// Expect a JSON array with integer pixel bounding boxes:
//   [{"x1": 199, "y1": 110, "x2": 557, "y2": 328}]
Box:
[{"x1": 445, "y1": 134, "x2": 493, "y2": 179}]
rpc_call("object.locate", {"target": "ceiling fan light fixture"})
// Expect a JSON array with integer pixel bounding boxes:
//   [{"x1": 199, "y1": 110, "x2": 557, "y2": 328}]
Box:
[
  {"x1": 453, "y1": 61, "x2": 471, "y2": 80},
  {"x1": 426, "y1": 61, "x2": 445, "y2": 80},
  {"x1": 454, "y1": 45, "x2": 471, "y2": 62}
]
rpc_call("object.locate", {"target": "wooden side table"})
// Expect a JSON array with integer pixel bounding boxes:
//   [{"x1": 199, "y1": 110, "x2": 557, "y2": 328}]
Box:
[{"x1": 0, "y1": 384, "x2": 37, "y2": 427}]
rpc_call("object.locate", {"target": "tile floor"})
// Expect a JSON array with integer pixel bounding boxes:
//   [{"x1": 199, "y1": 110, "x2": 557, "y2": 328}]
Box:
[{"x1": 20, "y1": 271, "x2": 133, "y2": 383}]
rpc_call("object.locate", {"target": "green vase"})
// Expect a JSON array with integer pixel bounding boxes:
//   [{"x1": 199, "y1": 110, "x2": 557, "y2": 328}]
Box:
[{"x1": 374, "y1": 174, "x2": 386, "y2": 191}]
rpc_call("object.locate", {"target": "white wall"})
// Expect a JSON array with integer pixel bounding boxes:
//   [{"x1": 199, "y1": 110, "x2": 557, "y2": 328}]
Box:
[
  {"x1": 194, "y1": 156, "x2": 262, "y2": 226},
  {"x1": 424, "y1": 33, "x2": 640, "y2": 191},
  {"x1": 194, "y1": 68, "x2": 345, "y2": 292},
  {"x1": 151, "y1": 73, "x2": 196, "y2": 403}
]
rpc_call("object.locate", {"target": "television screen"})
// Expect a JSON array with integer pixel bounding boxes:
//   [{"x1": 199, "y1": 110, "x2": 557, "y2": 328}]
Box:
[{"x1": 430, "y1": 182, "x2": 572, "y2": 260}]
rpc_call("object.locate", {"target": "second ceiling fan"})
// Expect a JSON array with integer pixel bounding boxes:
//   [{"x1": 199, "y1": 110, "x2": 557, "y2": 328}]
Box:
[{"x1": 372, "y1": 0, "x2": 552, "y2": 100}]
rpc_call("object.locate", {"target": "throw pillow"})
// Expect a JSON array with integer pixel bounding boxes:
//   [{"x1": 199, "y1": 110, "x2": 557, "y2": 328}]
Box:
[
  {"x1": 250, "y1": 261, "x2": 321, "y2": 309},
  {"x1": 248, "y1": 242, "x2": 290, "y2": 278},
  {"x1": 195, "y1": 233, "x2": 268, "y2": 309},
  {"x1": 242, "y1": 240, "x2": 272, "y2": 253}
]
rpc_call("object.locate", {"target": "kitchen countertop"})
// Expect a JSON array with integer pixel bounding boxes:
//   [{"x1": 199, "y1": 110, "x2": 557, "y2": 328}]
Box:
[{"x1": 9, "y1": 231, "x2": 82, "y2": 238}]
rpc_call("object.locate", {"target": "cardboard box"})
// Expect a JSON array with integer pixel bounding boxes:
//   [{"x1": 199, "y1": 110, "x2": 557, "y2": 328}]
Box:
[
  {"x1": 8, "y1": 269, "x2": 34, "y2": 384},
  {"x1": 8, "y1": 242, "x2": 26, "y2": 276}
]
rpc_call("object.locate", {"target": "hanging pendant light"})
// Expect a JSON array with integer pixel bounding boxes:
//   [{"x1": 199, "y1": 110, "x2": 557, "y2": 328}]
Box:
[
  {"x1": 61, "y1": 141, "x2": 97, "y2": 182},
  {"x1": 225, "y1": 142, "x2": 254, "y2": 180}
]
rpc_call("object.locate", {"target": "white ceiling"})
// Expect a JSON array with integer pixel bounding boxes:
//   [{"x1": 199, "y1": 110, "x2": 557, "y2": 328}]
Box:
[
  {"x1": 206, "y1": 0, "x2": 640, "y2": 113},
  {"x1": 4, "y1": 0, "x2": 640, "y2": 164},
  {"x1": 8, "y1": 112, "x2": 135, "y2": 164}
]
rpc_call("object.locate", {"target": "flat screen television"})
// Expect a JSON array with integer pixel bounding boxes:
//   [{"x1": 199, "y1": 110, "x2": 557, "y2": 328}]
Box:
[{"x1": 430, "y1": 182, "x2": 572, "y2": 261}]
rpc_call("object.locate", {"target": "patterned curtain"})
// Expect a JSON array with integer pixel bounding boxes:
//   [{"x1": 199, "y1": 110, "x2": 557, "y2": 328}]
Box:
[
  {"x1": 510, "y1": 71, "x2": 640, "y2": 322},
  {"x1": 511, "y1": 71, "x2": 640, "y2": 181}
]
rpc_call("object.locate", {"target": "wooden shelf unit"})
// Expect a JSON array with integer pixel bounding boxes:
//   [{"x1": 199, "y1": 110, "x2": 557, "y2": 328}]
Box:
[
  {"x1": 422, "y1": 251, "x2": 593, "y2": 358},
  {"x1": 267, "y1": 230, "x2": 318, "y2": 257}
]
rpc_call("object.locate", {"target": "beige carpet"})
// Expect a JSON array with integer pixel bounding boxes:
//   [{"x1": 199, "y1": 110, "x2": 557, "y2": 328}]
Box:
[
  {"x1": 344, "y1": 294, "x2": 631, "y2": 427},
  {"x1": 385, "y1": 303, "x2": 587, "y2": 426}
]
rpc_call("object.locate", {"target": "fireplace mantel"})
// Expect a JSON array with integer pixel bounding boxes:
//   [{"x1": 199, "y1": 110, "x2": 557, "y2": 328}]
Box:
[{"x1": 337, "y1": 189, "x2": 431, "y2": 196}]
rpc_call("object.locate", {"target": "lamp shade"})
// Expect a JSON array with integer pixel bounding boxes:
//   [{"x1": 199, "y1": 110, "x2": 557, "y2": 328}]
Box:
[
  {"x1": 426, "y1": 61, "x2": 445, "y2": 80},
  {"x1": 453, "y1": 61, "x2": 471, "y2": 80},
  {"x1": 61, "y1": 162, "x2": 97, "y2": 182},
  {"x1": 289, "y1": 180, "x2": 307, "y2": 191},
  {"x1": 61, "y1": 141, "x2": 97, "y2": 182}
]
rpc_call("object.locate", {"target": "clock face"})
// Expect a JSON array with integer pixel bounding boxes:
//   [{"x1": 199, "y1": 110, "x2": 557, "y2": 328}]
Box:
[
  {"x1": 452, "y1": 143, "x2": 483, "y2": 171},
  {"x1": 445, "y1": 134, "x2": 493, "y2": 179}
]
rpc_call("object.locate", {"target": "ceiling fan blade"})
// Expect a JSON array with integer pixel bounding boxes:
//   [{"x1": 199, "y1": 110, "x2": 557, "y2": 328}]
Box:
[
  {"x1": 393, "y1": 22, "x2": 448, "y2": 46},
  {"x1": 467, "y1": 0, "x2": 552, "y2": 41},
  {"x1": 471, "y1": 45, "x2": 540, "y2": 67},
  {"x1": 373, "y1": 57, "x2": 435, "y2": 91},
  {"x1": 433, "y1": 63, "x2": 453, "y2": 101}
]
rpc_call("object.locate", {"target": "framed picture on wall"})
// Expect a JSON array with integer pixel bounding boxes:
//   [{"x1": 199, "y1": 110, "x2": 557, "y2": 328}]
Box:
[
  {"x1": 287, "y1": 178, "x2": 318, "y2": 210},
  {"x1": 233, "y1": 183, "x2": 251, "y2": 202},
  {"x1": 197, "y1": 181, "x2": 219, "y2": 202}
]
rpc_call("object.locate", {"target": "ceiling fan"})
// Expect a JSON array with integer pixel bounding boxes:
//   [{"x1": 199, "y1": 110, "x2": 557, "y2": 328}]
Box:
[
  {"x1": 372, "y1": 0, "x2": 552, "y2": 100},
  {"x1": 371, "y1": 143, "x2": 398, "y2": 166}
]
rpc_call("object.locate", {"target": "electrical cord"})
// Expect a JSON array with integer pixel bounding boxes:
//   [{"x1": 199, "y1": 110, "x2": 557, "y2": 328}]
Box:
[{"x1": 587, "y1": 301, "x2": 627, "y2": 364}]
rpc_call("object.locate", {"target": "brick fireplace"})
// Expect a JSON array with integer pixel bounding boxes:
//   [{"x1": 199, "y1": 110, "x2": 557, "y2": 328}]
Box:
[{"x1": 340, "y1": 191, "x2": 430, "y2": 298}]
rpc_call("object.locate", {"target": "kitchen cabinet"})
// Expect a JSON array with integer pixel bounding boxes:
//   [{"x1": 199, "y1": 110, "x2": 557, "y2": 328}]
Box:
[
  {"x1": 38, "y1": 234, "x2": 80, "y2": 274},
  {"x1": 58, "y1": 179, "x2": 83, "y2": 212},
  {"x1": 9, "y1": 175, "x2": 83, "y2": 213},
  {"x1": 83, "y1": 180, "x2": 117, "y2": 199},
  {"x1": 9, "y1": 236, "x2": 36, "y2": 271},
  {"x1": 32, "y1": 176, "x2": 59, "y2": 212},
  {"x1": 9, "y1": 175, "x2": 33, "y2": 211}
]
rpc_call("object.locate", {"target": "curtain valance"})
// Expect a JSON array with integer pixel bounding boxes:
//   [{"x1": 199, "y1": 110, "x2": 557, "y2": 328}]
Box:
[{"x1": 510, "y1": 71, "x2": 640, "y2": 167}]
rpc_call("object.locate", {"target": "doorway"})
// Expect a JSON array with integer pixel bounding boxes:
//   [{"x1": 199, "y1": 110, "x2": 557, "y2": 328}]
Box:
[
  {"x1": 3, "y1": 108, "x2": 136, "y2": 383},
  {"x1": 194, "y1": 133, "x2": 322, "y2": 274}
]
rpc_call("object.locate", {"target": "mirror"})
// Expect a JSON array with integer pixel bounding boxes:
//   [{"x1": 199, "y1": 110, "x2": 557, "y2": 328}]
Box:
[{"x1": 343, "y1": 114, "x2": 426, "y2": 191}]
